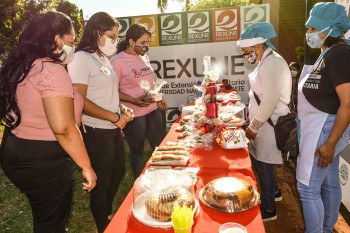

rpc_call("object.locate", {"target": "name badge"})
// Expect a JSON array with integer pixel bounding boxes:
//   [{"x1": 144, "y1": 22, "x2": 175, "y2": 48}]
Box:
[{"x1": 100, "y1": 66, "x2": 111, "y2": 76}]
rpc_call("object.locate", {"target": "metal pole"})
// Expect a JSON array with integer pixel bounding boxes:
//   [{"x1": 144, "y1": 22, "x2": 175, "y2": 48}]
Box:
[{"x1": 304, "y1": 0, "x2": 312, "y2": 65}]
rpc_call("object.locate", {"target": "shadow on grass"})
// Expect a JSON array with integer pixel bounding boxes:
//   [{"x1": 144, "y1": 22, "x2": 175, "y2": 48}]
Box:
[{"x1": 0, "y1": 141, "x2": 152, "y2": 233}]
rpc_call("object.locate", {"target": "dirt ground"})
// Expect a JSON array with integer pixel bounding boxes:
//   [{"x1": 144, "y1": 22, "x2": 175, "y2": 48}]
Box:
[{"x1": 264, "y1": 160, "x2": 350, "y2": 233}]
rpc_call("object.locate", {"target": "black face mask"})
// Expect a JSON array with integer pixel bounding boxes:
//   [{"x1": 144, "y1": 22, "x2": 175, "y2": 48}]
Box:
[{"x1": 134, "y1": 45, "x2": 149, "y2": 56}]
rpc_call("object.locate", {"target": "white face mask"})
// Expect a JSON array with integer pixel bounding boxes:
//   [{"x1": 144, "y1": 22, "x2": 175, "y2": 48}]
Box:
[
  {"x1": 290, "y1": 70, "x2": 298, "y2": 78},
  {"x1": 305, "y1": 27, "x2": 332, "y2": 48},
  {"x1": 59, "y1": 38, "x2": 75, "y2": 64},
  {"x1": 242, "y1": 46, "x2": 258, "y2": 64},
  {"x1": 99, "y1": 37, "x2": 118, "y2": 56}
]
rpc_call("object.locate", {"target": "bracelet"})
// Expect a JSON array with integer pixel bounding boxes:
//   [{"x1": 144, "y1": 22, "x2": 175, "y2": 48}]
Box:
[
  {"x1": 247, "y1": 126, "x2": 258, "y2": 134},
  {"x1": 111, "y1": 112, "x2": 120, "y2": 124}
]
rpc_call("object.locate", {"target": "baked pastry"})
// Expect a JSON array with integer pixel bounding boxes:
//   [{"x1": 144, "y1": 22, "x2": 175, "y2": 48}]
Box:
[
  {"x1": 152, "y1": 150, "x2": 190, "y2": 156},
  {"x1": 145, "y1": 186, "x2": 195, "y2": 222},
  {"x1": 177, "y1": 131, "x2": 189, "y2": 139},
  {"x1": 201, "y1": 177, "x2": 257, "y2": 212},
  {"x1": 156, "y1": 146, "x2": 187, "y2": 151},
  {"x1": 151, "y1": 154, "x2": 186, "y2": 162}
]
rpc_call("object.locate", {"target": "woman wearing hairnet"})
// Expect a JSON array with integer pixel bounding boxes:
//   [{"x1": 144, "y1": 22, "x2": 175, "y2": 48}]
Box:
[
  {"x1": 297, "y1": 2, "x2": 350, "y2": 232},
  {"x1": 238, "y1": 22, "x2": 292, "y2": 221}
]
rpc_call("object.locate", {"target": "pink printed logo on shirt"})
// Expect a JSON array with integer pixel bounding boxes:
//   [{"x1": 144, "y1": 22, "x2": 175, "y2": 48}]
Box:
[{"x1": 131, "y1": 67, "x2": 151, "y2": 78}]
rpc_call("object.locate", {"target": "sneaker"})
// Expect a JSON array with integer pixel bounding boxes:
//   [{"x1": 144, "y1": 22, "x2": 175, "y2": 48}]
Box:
[
  {"x1": 259, "y1": 189, "x2": 282, "y2": 204},
  {"x1": 261, "y1": 208, "x2": 277, "y2": 222},
  {"x1": 275, "y1": 189, "x2": 282, "y2": 202}
]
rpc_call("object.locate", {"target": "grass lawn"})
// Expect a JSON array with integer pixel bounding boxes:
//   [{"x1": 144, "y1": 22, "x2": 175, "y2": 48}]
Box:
[{"x1": 0, "y1": 144, "x2": 152, "y2": 233}]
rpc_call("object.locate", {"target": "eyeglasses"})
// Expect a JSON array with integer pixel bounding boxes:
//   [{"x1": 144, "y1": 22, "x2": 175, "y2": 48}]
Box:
[{"x1": 98, "y1": 30, "x2": 120, "y2": 44}]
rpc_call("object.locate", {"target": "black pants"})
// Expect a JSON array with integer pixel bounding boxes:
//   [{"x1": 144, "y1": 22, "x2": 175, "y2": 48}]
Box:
[
  {"x1": 82, "y1": 126, "x2": 126, "y2": 233},
  {"x1": 123, "y1": 108, "x2": 166, "y2": 178},
  {"x1": 0, "y1": 135, "x2": 73, "y2": 233}
]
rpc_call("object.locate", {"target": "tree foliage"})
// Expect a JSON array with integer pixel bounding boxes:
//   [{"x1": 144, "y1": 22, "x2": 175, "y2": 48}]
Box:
[
  {"x1": 157, "y1": 0, "x2": 190, "y2": 13},
  {"x1": 0, "y1": 0, "x2": 82, "y2": 63},
  {"x1": 188, "y1": 0, "x2": 250, "y2": 11},
  {"x1": 156, "y1": 0, "x2": 250, "y2": 13}
]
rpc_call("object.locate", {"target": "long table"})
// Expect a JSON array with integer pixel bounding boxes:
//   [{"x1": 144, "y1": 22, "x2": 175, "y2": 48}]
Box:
[{"x1": 105, "y1": 122, "x2": 265, "y2": 233}]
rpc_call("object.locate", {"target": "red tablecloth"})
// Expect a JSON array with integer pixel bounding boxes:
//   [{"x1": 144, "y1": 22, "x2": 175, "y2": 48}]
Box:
[{"x1": 105, "y1": 123, "x2": 265, "y2": 233}]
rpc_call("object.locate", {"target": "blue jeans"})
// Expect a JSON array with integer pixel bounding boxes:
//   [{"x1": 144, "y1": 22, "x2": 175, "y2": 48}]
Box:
[
  {"x1": 123, "y1": 108, "x2": 166, "y2": 178},
  {"x1": 297, "y1": 115, "x2": 350, "y2": 233},
  {"x1": 250, "y1": 155, "x2": 278, "y2": 212}
]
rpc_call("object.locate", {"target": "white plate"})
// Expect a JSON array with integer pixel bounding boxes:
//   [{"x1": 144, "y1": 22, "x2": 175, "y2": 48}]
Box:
[
  {"x1": 132, "y1": 194, "x2": 199, "y2": 229},
  {"x1": 149, "y1": 155, "x2": 190, "y2": 166}
]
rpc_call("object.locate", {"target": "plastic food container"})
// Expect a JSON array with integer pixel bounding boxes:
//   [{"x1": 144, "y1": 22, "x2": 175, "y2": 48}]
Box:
[
  {"x1": 199, "y1": 177, "x2": 259, "y2": 213},
  {"x1": 219, "y1": 222, "x2": 247, "y2": 233},
  {"x1": 132, "y1": 170, "x2": 197, "y2": 228}
]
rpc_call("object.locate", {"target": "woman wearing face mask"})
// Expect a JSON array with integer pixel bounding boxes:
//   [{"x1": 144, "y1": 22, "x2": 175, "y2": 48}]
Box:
[
  {"x1": 110, "y1": 24, "x2": 167, "y2": 179},
  {"x1": 67, "y1": 12, "x2": 134, "y2": 233},
  {"x1": 289, "y1": 62, "x2": 301, "y2": 113},
  {"x1": 297, "y1": 3, "x2": 350, "y2": 232},
  {"x1": 0, "y1": 11, "x2": 97, "y2": 233},
  {"x1": 237, "y1": 22, "x2": 292, "y2": 222},
  {"x1": 287, "y1": 62, "x2": 302, "y2": 164}
]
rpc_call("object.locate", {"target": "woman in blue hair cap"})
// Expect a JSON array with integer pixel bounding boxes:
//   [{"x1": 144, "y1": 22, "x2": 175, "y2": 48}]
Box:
[
  {"x1": 238, "y1": 22, "x2": 292, "y2": 222},
  {"x1": 297, "y1": 2, "x2": 350, "y2": 233}
]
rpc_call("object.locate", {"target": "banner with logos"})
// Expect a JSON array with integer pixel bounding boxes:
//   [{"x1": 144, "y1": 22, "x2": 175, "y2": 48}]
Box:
[{"x1": 116, "y1": 4, "x2": 270, "y2": 126}]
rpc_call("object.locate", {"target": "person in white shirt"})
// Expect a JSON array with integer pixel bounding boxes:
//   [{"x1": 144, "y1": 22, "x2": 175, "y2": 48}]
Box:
[
  {"x1": 67, "y1": 12, "x2": 134, "y2": 233},
  {"x1": 238, "y1": 22, "x2": 292, "y2": 222}
]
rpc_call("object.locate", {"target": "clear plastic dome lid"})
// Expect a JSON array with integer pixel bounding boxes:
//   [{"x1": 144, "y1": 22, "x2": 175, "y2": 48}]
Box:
[
  {"x1": 136, "y1": 169, "x2": 194, "y2": 193},
  {"x1": 132, "y1": 170, "x2": 197, "y2": 228},
  {"x1": 132, "y1": 185, "x2": 198, "y2": 228}
]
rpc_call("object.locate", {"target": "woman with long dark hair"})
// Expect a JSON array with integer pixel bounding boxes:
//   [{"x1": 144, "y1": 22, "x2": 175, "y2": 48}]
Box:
[
  {"x1": 0, "y1": 11, "x2": 96, "y2": 233},
  {"x1": 110, "y1": 24, "x2": 167, "y2": 179},
  {"x1": 67, "y1": 12, "x2": 134, "y2": 233}
]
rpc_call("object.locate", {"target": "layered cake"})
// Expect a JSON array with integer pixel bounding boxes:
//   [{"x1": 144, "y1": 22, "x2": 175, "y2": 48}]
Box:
[{"x1": 201, "y1": 177, "x2": 258, "y2": 212}]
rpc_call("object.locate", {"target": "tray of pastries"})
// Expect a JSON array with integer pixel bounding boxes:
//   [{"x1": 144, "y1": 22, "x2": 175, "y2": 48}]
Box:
[
  {"x1": 149, "y1": 145, "x2": 190, "y2": 166},
  {"x1": 132, "y1": 186, "x2": 199, "y2": 228},
  {"x1": 199, "y1": 177, "x2": 259, "y2": 212}
]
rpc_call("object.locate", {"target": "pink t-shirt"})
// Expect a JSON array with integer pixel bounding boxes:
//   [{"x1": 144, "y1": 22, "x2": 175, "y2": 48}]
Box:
[
  {"x1": 12, "y1": 59, "x2": 84, "y2": 141},
  {"x1": 110, "y1": 52, "x2": 157, "y2": 117}
]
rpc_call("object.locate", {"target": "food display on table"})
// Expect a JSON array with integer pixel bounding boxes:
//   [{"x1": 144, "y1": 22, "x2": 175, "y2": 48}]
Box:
[
  {"x1": 214, "y1": 126, "x2": 248, "y2": 149},
  {"x1": 145, "y1": 166, "x2": 172, "y2": 173},
  {"x1": 145, "y1": 186, "x2": 195, "y2": 222},
  {"x1": 199, "y1": 177, "x2": 259, "y2": 213},
  {"x1": 173, "y1": 167, "x2": 199, "y2": 184},
  {"x1": 181, "y1": 105, "x2": 197, "y2": 117},
  {"x1": 140, "y1": 170, "x2": 194, "y2": 192},
  {"x1": 216, "y1": 92, "x2": 241, "y2": 105},
  {"x1": 149, "y1": 145, "x2": 190, "y2": 165},
  {"x1": 132, "y1": 170, "x2": 197, "y2": 228}
]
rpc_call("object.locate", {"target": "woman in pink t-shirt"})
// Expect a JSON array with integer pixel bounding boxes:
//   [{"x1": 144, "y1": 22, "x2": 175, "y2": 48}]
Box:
[
  {"x1": 110, "y1": 24, "x2": 167, "y2": 178},
  {"x1": 0, "y1": 12, "x2": 96, "y2": 233}
]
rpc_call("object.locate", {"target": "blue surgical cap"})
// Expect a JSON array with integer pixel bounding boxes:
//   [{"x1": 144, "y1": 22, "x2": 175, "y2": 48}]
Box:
[
  {"x1": 238, "y1": 22, "x2": 277, "y2": 49},
  {"x1": 306, "y1": 2, "x2": 350, "y2": 38}
]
